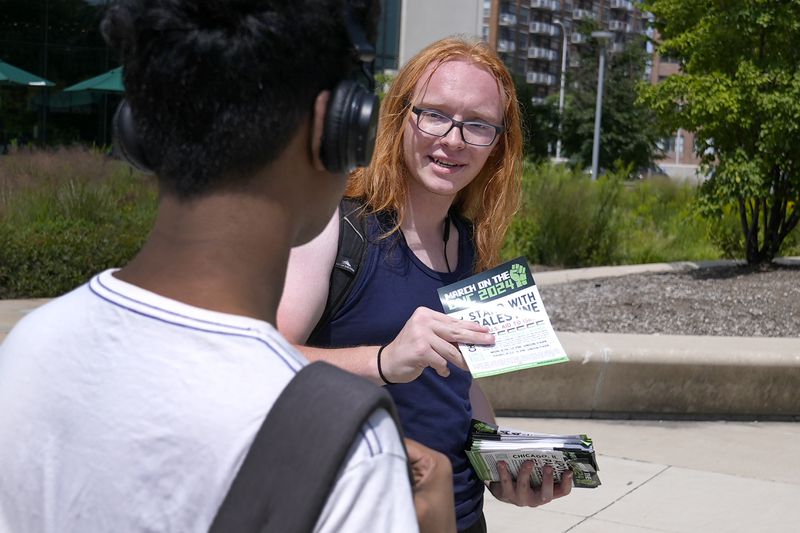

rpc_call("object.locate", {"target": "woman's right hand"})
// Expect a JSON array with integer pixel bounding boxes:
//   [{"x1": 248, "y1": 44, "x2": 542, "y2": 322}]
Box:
[{"x1": 380, "y1": 307, "x2": 495, "y2": 383}]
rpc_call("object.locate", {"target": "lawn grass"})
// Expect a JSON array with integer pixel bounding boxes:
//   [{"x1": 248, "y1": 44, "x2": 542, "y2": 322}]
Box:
[{"x1": 0, "y1": 146, "x2": 156, "y2": 298}]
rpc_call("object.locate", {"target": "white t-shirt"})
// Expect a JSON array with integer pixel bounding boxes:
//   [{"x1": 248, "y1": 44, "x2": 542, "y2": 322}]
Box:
[{"x1": 0, "y1": 270, "x2": 418, "y2": 533}]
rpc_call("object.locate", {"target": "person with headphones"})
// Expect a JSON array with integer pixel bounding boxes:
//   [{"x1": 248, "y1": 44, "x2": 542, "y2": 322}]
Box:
[
  {"x1": 278, "y1": 37, "x2": 575, "y2": 532},
  {"x1": 0, "y1": 1, "x2": 456, "y2": 532}
]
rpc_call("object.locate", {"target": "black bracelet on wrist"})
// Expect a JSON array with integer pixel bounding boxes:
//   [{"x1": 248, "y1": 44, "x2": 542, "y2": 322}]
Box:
[{"x1": 377, "y1": 344, "x2": 395, "y2": 385}]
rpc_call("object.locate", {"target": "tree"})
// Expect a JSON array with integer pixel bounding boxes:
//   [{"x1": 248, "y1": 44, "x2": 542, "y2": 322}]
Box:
[
  {"x1": 513, "y1": 75, "x2": 559, "y2": 162},
  {"x1": 562, "y1": 30, "x2": 662, "y2": 173},
  {"x1": 640, "y1": 0, "x2": 800, "y2": 265}
]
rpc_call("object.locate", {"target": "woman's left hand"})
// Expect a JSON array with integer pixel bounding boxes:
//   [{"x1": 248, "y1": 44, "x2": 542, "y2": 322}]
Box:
[{"x1": 488, "y1": 461, "x2": 573, "y2": 507}]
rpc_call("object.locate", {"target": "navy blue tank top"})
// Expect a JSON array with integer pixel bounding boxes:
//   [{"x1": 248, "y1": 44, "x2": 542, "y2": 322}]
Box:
[{"x1": 312, "y1": 210, "x2": 484, "y2": 531}]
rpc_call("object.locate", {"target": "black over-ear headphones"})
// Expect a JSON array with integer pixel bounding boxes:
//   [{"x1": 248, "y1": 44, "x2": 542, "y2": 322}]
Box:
[
  {"x1": 320, "y1": 1, "x2": 379, "y2": 174},
  {"x1": 113, "y1": 0, "x2": 379, "y2": 175}
]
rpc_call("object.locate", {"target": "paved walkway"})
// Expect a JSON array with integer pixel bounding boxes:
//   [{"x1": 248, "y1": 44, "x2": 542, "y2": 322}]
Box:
[{"x1": 484, "y1": 416, "x2": 800, "y2": 532}]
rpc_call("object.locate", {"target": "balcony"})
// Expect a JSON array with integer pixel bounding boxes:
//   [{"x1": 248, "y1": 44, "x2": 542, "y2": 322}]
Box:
[
  {"x1": 497, "y1": 39, "x2": 516, "y2": 53},
  {"x1": 526, "y1": 71, "x2": 556, "y2": 86},
  {"x1": 499, "y1": 13, "x2": 517, "y2": 26},
  {"x1": 572, "y1": 8, "x2": 596, "y2": 20},
  {"x1": 529, "y1": 21, "x2": 557, "y2": 36},
  {"x1": 609, "y1": 20, "x2": 626, "y2": 31},
  {"x1": 571, "y1": 33, "x2": 587, "y2": 44},
  {"x1": 609, "y1": 0, "x2": 634, "y2": 10},
  {"x1": 611, "y1": 42, "x2": 625, "y2": 53},
  {"x1": 528, "y1": 46, "x2": 557, "y2": 60},
  {"x1": 530, "y1": 0, "x2": 559, "y2": 10}
]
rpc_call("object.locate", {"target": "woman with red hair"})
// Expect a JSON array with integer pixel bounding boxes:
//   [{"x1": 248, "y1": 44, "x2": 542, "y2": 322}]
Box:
[{"x1": 279, "y1": 37, "x2": 572, "y2": 532}]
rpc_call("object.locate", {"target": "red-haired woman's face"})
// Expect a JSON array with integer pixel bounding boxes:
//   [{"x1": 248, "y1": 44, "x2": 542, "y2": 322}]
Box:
[{"x1": 402, "y1": 59, "x2": 503, "y2": 202}]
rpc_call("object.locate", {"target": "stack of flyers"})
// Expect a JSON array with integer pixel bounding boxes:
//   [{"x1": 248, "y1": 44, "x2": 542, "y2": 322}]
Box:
[{"x1": 465, "y1": 420, "x2": 601, "y2": 489}]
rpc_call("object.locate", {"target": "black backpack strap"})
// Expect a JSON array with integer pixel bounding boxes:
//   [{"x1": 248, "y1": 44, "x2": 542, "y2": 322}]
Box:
[
  {"x1": 307, "y1": 197, "x2": 368, "y2": 345},
  {"x1": 448, "y1": 207, "x2": 477, "y2": 273},
  {"x1": 209, "y1": 361, "x2": 409, "y2": 533}
]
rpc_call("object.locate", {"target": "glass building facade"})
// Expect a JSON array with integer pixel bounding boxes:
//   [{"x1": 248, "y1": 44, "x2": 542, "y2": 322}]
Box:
[
  {"x1": 0, "y1": 0, "x2": 402, "y2": 148},
  {"x1": 0, "y1": 0, "x2": 117, "y2": 147}
]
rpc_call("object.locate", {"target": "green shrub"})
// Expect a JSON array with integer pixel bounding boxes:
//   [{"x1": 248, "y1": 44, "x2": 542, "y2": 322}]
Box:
[
  {"x1": 0, "y1": 147, "x2": 156, "y2": 298},
  {"x1": 504, "y1": 163, "x2": 623, "y2": 267},
  {"x1": 783, "y1": 233, "x2": 800, "y2": 256},
  {"x1": 503, "y1": 163, "x2": 731, "y2": 268},
  {"x1": 615, "y1": 178, "x2": 719, "y2": 263}
]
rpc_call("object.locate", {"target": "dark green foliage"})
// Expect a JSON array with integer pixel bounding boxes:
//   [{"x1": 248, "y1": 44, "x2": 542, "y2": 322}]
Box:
[
  {"x1": 640, "y1": 0, "x2": 800, "y2": 265},
  {"x1": 513, "y1": 76, "x2": 559, "y2": 162},
  {"x1": 0, "y1": 147, "x2": 156, "y2": 298},
  {"x1": 0, "y1": 219, "x2": 144, "y2": 298},
  {"x1": 374, "y1": 71, "x2": 395, "y2": 101}
]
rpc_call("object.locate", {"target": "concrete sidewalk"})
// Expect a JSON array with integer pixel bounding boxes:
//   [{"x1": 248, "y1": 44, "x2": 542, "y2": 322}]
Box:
[
  {"x1": 0, "y1": 298, "x2": 47, "y2": 342},
  {"x1": 484, "y1": 416, "x2": 800, "y2": 532}
]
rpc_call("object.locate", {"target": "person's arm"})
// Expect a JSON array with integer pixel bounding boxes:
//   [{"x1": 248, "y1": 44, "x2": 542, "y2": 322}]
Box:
[
  {"x1": 312, "y1": 411, "x2": 420, "y2": 533},
  {"x1": 405, "y1": 438, "x2": 457, "y2": 533},
  {"x1": 278, "y1": 208, "x2": 339, "y2": 344},
  {"x1": 277, "y1": 211, "x2": 495, "y2": 386}
]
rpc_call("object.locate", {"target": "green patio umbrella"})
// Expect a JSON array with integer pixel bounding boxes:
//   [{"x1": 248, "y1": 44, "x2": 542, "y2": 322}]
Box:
[
  {"x1": 63, "y1": 67, "x2": 124, "y2": 94},
  {"x1": 0, "y1": 59, "x2": 55, "y2": 87},
  {"x1": 62, "y1": 67, "x2": 124, "y2": 146},
  {"x1": 30, "y1": 90, "x2": 101, "y2": 112}
]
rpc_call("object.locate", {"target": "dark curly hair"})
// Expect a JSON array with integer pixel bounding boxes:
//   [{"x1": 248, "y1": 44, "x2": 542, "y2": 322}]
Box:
[{"x1": 101, "y1": 0, "x2": 378, "y2": 197}]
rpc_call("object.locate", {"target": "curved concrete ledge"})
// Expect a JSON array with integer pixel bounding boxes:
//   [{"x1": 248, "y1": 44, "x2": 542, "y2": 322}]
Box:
[
  {"x1": 2, "y1": 296, "x2": 798, "y2": 419},
  {"x1": 480, "y1": 331, "x2": 800, "y2": 419}
]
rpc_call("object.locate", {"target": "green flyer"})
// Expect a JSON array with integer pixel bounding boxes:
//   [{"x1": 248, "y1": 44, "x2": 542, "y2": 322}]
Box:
[{"x1": 438, "y1": 257, "x2": 568, "y2": 378}]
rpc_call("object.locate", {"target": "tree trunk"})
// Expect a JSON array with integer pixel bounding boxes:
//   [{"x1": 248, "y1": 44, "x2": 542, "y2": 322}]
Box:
[
  {"x1": 742, "y1": 187, "x2": 800, "y2": 266},
  {"x1": 743, "y1": 198, "x2": 764, "y2": 265}
]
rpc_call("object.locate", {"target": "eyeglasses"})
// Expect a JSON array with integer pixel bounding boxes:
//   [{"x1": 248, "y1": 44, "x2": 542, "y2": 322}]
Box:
[{"x1": 411, "y1": 106, "x2": 504, "y2": 147}]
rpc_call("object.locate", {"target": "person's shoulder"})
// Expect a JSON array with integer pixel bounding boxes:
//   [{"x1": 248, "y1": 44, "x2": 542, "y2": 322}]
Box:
[
  {"x1": 1, "y1": 281, "x2": 94, "y2": 349},
  {"x1": 316, "y1": 407, "x2": 418, "y2": 533},
  {"x1": 343, "y1": 407, "x2": 407, "y2": 468}
]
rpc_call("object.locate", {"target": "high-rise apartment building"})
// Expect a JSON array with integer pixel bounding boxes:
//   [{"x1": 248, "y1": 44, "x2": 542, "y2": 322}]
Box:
[
  {"x1": 484, "y1": 1, "x2": 703, "y2": 179},
  {"x1": 483, "y1": 0, "x2": 646, "y2": 102}
]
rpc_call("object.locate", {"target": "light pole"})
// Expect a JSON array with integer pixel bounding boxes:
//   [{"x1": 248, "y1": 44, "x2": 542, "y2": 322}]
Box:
[
  {"x1": 590, "y1": 31, "x2": 613, "y2": 181},
  {"x1": 552, "y1": 19, "x2": 568, "y2": 162}
]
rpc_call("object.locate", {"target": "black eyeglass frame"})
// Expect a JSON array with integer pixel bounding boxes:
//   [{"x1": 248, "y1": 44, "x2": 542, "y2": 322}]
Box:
[{"x1": 410, "y1": 106, "x2": 505, "y2": 146}]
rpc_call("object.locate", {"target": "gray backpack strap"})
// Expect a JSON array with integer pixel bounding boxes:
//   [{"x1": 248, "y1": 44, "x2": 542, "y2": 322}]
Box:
[{"x1": 209, "y1": 361, "x2": 408, "y2": 533}]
